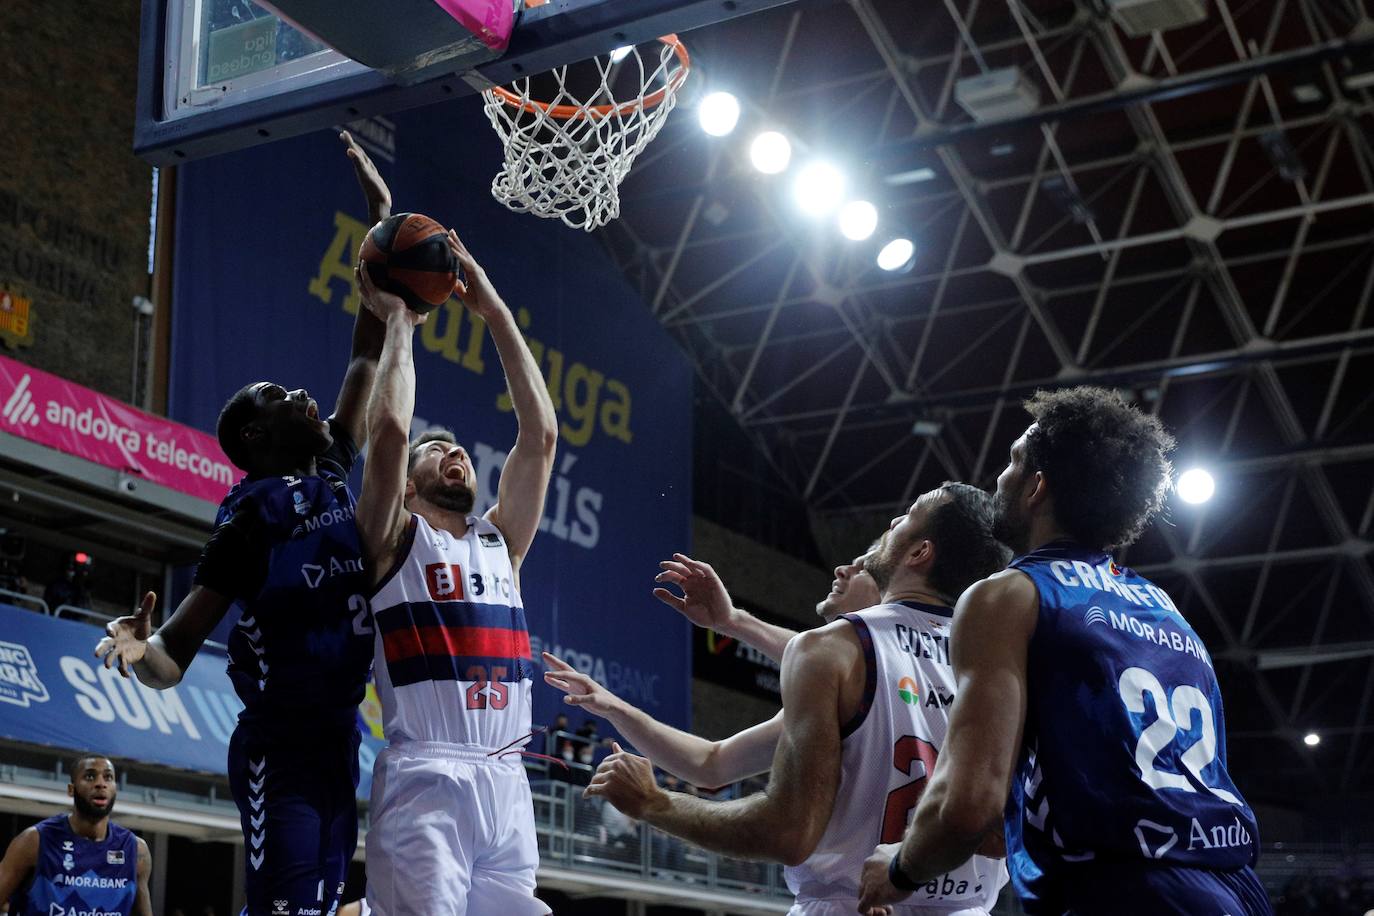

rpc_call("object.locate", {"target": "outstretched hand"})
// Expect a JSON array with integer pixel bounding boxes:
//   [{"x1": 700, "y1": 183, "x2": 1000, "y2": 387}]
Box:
[
  {"x1": 356, "y1": 261, "x2": 424, "y2": 326},
  {"x1": 340, "y1": 131, "x2": 391, "y2": 220},
  {"x1": 652, "y1": 553, "x2": 737, "y2": 632},
  {"x1": 94, "y1": 591, "x2": 156, "y2": 678},
  {"x1": 543, "y1": 652, "x2": 622, "y2": 718}
]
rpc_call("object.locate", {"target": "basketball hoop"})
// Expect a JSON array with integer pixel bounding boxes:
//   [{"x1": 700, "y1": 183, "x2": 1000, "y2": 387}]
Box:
[{"x1": 481, "y1": 25, "x2": 690, "y2": 231}]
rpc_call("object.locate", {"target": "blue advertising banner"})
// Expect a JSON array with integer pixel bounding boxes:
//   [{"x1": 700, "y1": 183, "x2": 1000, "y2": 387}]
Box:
[
  {"x1": 0, "y1": 604, "x2": 387, "y2": 796},
  {"x1": 167, "y1": 98, "x2": 694, "y2": 736}
]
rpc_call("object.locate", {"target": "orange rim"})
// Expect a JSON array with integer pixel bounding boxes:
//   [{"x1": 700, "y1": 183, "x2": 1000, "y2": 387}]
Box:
[{"x1": 491, "y1": 35, "x2": 691, "y2": 121}]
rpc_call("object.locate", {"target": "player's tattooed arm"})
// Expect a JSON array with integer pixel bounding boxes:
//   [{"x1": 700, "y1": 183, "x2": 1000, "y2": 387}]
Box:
[
  {"x1": 95, "y1": 588, "x2": 234, "y2": 688},
  {"x1": 355, "y1": 264, "x2": 426, "y2": 578},
  {"x1": 331, "y1": 130, "x2": 391, "y2": 448},
  {"x1": 544, "y1": 651, "x2": 779, "y2": 787},
  {"x1": 133, "y1": 837, "x2": 153, "y2": 916},
  {"x1": 456, "y1": 231, "x2": 557, "y2": 575},
  {"x1": 653, "y1": 553, "x2": 798, "y2": 664},
  {"x1": 0, "y1": 826, "x2": 38, "y2": 902},
  {"x1": 585, "y1": 627, "x2": 847, "y2": 864},
  {"x1": 859, "y1": 571, "x2": 1036, "y2": 911}
]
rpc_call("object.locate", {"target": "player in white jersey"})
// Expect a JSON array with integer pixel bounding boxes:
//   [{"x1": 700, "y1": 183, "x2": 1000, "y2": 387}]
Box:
[
  {"x1": 353, "y1": 229, "x2": 558, "y2": 916},
  {"x1": 579, "y1": 483, "x2": 1012, "y2": 915}
]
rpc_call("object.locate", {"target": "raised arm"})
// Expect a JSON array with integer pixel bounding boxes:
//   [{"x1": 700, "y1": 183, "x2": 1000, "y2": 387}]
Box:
[
  {"x1": 450, "y1": 232, "x2": 557, "y2": 569},
  {"x1": 0, "y1": 827, "x2": 37, "y2": 903},
  {"x1": 653, "y1": 553, "x2": 799, "y2": 663},
  {"x1": 330, "y1": 131, "x2": 391, "y2": 446},
  {"x1": 543, "y1": 652, "x2": 780, "y2": 787},
  {"x1": 354, "y1": 265, "x2": 426, "y2": 574},
  {"x1": 859, "y1": 571, "x2": 1036, "y2": 910},
  {"x1": 585, "y1": 627, "x2": 849, "y2": 865}
]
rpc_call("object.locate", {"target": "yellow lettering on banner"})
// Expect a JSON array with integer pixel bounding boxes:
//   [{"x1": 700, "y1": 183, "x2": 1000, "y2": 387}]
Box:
[
  {"x1": 313, "y1": 212, "x2": 634, "y2": 447},
  {"x1": 421, "y1": 299, "x2": 465, "y2": 362},
  {"x1": 462, "y1": 312, "x2": 488, "y2": 374},
  {"x1": 562, "y1": 363, "x2": 604, "y2": 447},
  {"x1": 309, "y1": 211, "x2": 369, "y2": 316},
  {"x1": 601, "y1": 380, "x2": 632, "y2": 444}
]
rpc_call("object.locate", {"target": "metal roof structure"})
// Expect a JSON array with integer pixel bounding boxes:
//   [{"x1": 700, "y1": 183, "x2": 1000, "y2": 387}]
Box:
[{"x1": 595, "y1": 0, "x2": 1374, "y2": 806}]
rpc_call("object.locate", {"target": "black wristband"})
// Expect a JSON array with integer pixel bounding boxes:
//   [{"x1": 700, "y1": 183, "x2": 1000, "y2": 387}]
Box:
[{"x1": 887, "y1": 850, "x2": 921, "y2": 892}]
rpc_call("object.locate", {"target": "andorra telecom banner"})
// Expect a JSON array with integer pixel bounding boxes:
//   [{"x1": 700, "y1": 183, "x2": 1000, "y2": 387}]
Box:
[
  {"x1": 0, "y1": 352, "x2": 234, "y2": 503},
  {"x1": 168, "y1": 96, "x2": 694, "y2": 738}
]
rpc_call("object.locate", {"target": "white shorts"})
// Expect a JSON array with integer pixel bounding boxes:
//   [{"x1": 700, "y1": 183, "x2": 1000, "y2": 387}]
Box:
[{"x1": 365, "y1": 742, "x2": 551, "y2": 916}]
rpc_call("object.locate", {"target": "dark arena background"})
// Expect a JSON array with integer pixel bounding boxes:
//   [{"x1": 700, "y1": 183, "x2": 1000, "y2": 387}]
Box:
[{"x1": 1, "y1": 0, "x2": 1372, "y2": 913}]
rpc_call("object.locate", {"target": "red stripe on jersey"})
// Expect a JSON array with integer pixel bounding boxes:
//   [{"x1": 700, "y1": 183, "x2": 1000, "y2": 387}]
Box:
[{"x1": 382, "y1": 625, "x2": 532, "y2": 663}]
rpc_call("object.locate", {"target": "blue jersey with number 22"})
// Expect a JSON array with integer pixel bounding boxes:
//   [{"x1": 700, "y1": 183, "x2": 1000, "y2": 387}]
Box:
[{"x1": 1004, "y1": 541, "x2": 1259, "y2": 907}]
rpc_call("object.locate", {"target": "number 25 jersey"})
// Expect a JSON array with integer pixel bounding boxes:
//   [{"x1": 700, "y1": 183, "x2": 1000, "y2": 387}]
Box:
[
  {"x1": 1005, "y1": 541, "x2": 1259, "y2": 902},
  {"x1": 369, "y1": 512, "x2": 533, "y2": 750}
]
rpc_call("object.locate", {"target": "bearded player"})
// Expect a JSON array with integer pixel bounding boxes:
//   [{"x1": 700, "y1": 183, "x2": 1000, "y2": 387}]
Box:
[
  {"x1": 353, "y1": 229, "x2": 557, "y2": 915},
  {"x1": 0, "y1": 755, "x2": 152, "y2": 916},
  {"x1": 858, "y1": 388, "x2": 1268, "y2": 916},
  {"x1": 586, "y1": 484, "x2": 1011, "y2": 915}
]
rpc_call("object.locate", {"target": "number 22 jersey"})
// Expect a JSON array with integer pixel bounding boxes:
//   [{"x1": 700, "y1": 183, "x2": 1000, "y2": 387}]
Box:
[{"x1": 1005, "y1": 541, "x2": 1260, "y2": 907}]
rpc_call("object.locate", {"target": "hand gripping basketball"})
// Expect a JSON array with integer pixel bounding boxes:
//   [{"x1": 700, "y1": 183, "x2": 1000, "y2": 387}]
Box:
[{"x1": 94, "y1": 591, "x2": 156, "y2": 679}]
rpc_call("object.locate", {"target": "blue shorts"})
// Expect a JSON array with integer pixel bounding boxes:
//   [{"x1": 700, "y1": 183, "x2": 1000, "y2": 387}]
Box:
[
  {"x1": 1051, "y1": 862, "x2": 1272, "y2": 916},
  {"x1": 228, "y1": 723, "x2": 361, "y2": 916}
]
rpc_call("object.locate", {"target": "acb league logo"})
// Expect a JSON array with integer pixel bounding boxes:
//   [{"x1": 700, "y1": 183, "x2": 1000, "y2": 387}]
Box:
[{"x1": 0, "y1": 640, "x2": 48, "y2": 707}]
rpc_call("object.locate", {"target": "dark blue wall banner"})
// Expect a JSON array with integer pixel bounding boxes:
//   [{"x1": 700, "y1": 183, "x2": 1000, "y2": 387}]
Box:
[
  {"x1": 0, "y1": 604, "x2": 388, "y2": 797},
  {"x1": 168, "y1": 99, "x2": 694, "y2": 734}
]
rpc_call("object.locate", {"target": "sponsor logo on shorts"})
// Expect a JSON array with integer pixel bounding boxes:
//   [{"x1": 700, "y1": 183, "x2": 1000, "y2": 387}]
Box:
[{"x1": 271, "y1": 901, "x2": 289, "y2": 916}]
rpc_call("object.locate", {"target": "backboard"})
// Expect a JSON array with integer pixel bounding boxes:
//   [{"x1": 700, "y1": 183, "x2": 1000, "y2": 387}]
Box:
[{"x1": 135, "y1": 0, "x2": 798, "y2": 166}]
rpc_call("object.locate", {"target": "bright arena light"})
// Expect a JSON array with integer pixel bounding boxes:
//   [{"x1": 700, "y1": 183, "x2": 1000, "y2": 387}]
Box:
[
  {"x1": 750, "y1": 131, "x2": 792, "y2": 174},
  {"x1": 877, "y1": 237, "x2": 915, "y2": 271},
  {"x1": 1304, "y1": 732, "x2": 1321, "y2": 747},
  {"x1": 698, "y1": 91, "x2": 741, "y2": 137},
  {"x1": 609, "y1": 45, "x2": 634, "y2": 63},
  {"x1": 793, "y1": 161, "x2": 847, "y2": 216},
  {"x1": 1177, "y1": 468, "x2": 1216, "y2": 504},
  {"x1": 838, "y1": 200, "x2": 878, "y2": 241}
]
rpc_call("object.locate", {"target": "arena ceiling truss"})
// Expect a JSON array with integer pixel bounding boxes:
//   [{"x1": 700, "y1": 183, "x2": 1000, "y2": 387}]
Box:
[{"x1": 595, "y1": 0, "x2": 1374, "y2": 805}]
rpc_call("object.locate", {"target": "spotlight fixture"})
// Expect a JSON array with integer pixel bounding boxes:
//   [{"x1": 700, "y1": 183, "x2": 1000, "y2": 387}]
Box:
[{"x1": 750, "y1": 131, "x2": 792, "y2": 174}]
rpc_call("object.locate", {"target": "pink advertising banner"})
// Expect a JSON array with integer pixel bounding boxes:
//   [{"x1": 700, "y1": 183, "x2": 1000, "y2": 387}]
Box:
[{"x1": 0, "y1": 354, "x2": 235, "y2": 505}]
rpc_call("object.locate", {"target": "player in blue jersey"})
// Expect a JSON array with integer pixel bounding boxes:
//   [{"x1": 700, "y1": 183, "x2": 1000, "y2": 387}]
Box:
[
  {"x1": 859, "y1": 386, "x2": 1270, "y2": 916},
  {"x1": 93, "y1": 132, "x2": 393, "y2": 916},
  {"x1": 0, "y1": 755, "x2": 152, "y2": 916}
]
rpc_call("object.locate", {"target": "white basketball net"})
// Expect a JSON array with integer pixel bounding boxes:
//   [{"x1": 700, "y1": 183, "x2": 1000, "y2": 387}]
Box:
[{"x1": 481, "y1": 39, "x2": 688, "y2": 231}]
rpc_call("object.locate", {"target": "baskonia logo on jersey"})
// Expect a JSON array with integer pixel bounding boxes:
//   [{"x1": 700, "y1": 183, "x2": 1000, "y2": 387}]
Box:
[
  {"x1": 0, "y1": 641, "x2": 48, "y2": 707},
  {"x1": 897, "y1": 676, "x2": 920, "y2": 705}
]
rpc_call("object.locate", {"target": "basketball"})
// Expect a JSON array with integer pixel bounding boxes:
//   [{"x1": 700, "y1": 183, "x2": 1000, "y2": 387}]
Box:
[{"x1": 359, "y1": 212, "x2": 459, "y2": 314}]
